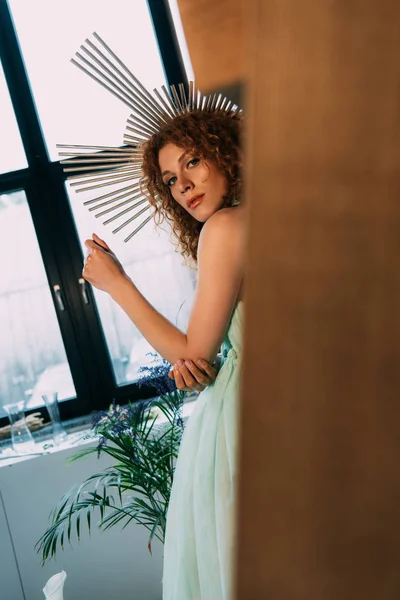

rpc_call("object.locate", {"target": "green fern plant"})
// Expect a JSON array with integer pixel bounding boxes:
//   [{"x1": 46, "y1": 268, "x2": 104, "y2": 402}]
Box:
[{"x1": 36, "y1": 389, "x2": 186, "y2": 564}]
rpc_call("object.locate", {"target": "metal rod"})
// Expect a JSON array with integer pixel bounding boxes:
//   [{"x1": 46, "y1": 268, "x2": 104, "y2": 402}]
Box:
[
  {"x1": 59, "y1": 151, "x2": 134, "y2": 159},
  {"x1": 80, "y1": 44, "x2": 167, "y2": 126},
  {"x1": 75, "y1": 52, "x2": 161, "y2": 130},
  {"x1": 70, "y1": 176, "x2": 136, "y2": 194},
  {"x1": 63, "y1": 163, "x2": 139, "y2": 172},
  {"x1": 130, "y1": 112, "x2": 158, "y2": 134},
  {"x1": 126, "y1": 117, "x2": 155, "y2": 137},
  {"x1": 96, "y1": 193, "x2": 147, "y2": 218},
  {"x1": 84, "y1": 38, "x2": 169, "y2": 124},
  {"x1": 123, "y1": 134, "x2": 148, "y2": 146},
  {"x1": 230, "y1": 106, "x2": 242, "y2": 117},
  {"x1": 61, "y1": 157, "x2": 133, "y2": 165},
  {"x1": 57, "y1": 144, "x2": 133, "y2": 152},
  {"x1": 71, "y1": 57, "x2": 135, "y2": 112},
  {"x1": 121, "y1": 135, "x2": 145, "y2": 145},
  {"x1": 188, "y1": 81, "x2": 194, "y2": 110},
  {"x1": 72, "y1": 175, "x2": 135, "y2": 191},
  {"x1": 124, "y1": 214, "x2": 153, "y2": 242},
  {"x1": 161, "y1": 85, "x2": 180, "y2": 116},
  {"x1": 82, "y1": 182, "x2": 141, "y2": 205},
  {"x1": 152, "y1": 88, "x2": 175, "y2": 119},
  {"x1": 93, "y1": 32, "x2": 170, "y2": 120},
  {"x1": 214, "y1": 94, "x2": 223, "y2": 111},
  {"x1": 219, "y1": 96, "x2": 228, "y2": 111},
  {"x1": 125, "y1": 125, "x2": 150, "y2": 140},
  {"x1": 178, "y1": 83, "x2": 187, "y2": 110},
  {"x1": 90, "y1": 190, "x2": 144, "y2": 213},
  {"x1": 67, "y1": 165, "x2": 136, "y2": 180},
  {"x1": 210, "y1": 93, "x2": 218, "y2": 111},
  {"x1": 170, "y1": 84, "x2": 183, "y2": 112},
  {"x1": 112, "y1": 204, "x2": 150, "y2": 233}
]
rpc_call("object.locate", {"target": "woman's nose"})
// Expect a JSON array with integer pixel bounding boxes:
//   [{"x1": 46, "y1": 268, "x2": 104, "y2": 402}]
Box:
[{"x1": 177, "y1": 174, "x2": 193, "y2": 193}]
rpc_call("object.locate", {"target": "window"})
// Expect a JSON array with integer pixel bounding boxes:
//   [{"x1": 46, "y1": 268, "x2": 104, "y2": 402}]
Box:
[
  {"x1": 8, "y1": 0, "x2": 167, "y2": 160},
  {"x1": 0, "y1": 61, "x2": 27, "y2": 174},
  {"x1": 0, "y1": 0, "x2": 194, "y2": 426},
  {"x1": 0, "y1": 190, "x2": 75, "y2": 416}
]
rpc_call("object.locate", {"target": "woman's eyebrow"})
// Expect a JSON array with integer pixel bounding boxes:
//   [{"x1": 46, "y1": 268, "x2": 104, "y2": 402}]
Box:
[{"x1": 162, "y1": 152, "x2": 189, "y2": 177}]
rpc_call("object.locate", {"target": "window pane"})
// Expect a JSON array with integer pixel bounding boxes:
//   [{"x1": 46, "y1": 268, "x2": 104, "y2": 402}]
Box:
[
  {"x1": 0, "y1": 190, "x2": 76, "y2": 417},
  {"x1": 168, "y1": 0, "x2": 195, "y2": 82},
  {"x1": 8, "y1": 0, "x2": 167, "y2": 161},
  {"x1": 0, "y1": 61, "x2": 27, "y2": 174},
  {"x1": 66, "y1": 183, "x2": 196, "y2": 387}
]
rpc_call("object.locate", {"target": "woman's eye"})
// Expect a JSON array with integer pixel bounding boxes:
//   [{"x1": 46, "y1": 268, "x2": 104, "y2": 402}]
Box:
[
  {"x1": 187, "y1": 158, "x2": 200, "y2": 168},
  {"x1": 167, "y1": 176, "x2": 177, "y2": 187}
]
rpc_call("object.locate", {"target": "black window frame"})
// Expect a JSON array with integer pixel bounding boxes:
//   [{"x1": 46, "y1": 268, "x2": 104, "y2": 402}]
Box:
[{"x1": 0, "y1": 0, "x2": 189, "y2": 427}]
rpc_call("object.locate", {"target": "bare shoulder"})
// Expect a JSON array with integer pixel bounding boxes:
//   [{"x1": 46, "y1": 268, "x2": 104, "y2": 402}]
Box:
[
  {"x1": 197, "y1": 205, "x2": 246, "y2": 271},
  {"x1": 200, "y1": 205, "x2": 246, "y2": 244},
  {"x1": 205, "y1": 205, "x2": 245, "y2": 228}
]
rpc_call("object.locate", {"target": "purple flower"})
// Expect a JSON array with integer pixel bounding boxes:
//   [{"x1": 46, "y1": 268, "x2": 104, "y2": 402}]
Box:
[{"x1": 136, "y1": 352, "x2": 177, "y2": 396}]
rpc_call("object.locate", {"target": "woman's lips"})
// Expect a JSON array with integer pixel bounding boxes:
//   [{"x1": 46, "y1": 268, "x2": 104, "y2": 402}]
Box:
[{"x1": 187, "y1": 194, "x2": 204, "y2": 209}]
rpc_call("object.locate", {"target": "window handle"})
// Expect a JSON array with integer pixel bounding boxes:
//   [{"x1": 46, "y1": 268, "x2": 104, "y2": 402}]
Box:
[
  {"x1": 78, "y1": 278, "x2": 90, "y2": 305},
  {"x1": 53, "y1": 284, "x2": 65, "y2": 312}
]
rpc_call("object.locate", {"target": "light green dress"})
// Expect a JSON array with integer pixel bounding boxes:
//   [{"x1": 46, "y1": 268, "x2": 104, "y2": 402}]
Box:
[{"x1": 163, "y1": 300, "x2": 244, "y2": 600}]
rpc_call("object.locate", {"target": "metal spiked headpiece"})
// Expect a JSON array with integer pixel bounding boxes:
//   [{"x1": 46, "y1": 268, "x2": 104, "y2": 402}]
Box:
[{"x1": 58, "y1": 33, "x2": 242, "y2": 242}]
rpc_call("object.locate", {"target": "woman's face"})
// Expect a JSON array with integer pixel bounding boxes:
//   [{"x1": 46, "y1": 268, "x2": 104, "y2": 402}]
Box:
[{"x1": 158, "y1": 143, "x2": 228, "y2": 222}]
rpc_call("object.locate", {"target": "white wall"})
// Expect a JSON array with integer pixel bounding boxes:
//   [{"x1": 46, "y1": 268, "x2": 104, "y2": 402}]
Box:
[
  {"x1": 0, "y1": 488, "x2": 24, "y2": 600},
  {"x1": 0, "y1": 443, "x2": 163, "y2": 600}
]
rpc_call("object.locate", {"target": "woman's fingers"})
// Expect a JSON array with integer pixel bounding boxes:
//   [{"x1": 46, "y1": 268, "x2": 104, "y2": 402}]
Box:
[
  {"x1": 170, "y1": 358, "x2": 219, "y2": 392},
  {"x1": 194, "y1": 359, "x2": 218, "y2": 382},
  {"x1": 81, "y1": 237, "x2": 125, "y2": 293},
  {"x1": 84, "y1": 235, "x2": 112, "y2": 259},
  {"x1": 183, "y1": 360, "x2": 212, "y2": 386},
  {"x1": 85, "y1": 239, "x2": 97, "y2": 251},
  {"x1": 174, "y1": 362, "x2": 204, "y2": 392},
  {"x1": 92, "y1": 232, "x2": 112, "y2": 252},
  {"x1": 173, "y1": 367, "x2": 190, "y2": 391}
]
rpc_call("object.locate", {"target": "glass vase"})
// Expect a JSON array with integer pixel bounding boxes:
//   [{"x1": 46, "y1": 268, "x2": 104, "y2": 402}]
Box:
[
  {"x1": 3, "y1": 401, "x2": 36, "y2": 454},
  {"x1": 42, "y1": 392, "x2": 67, "y2": 445}
]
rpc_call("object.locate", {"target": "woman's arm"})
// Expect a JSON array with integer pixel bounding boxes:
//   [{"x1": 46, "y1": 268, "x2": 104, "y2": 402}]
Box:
[
  {"x1": 183, "y1": 207, "x2": 245, "y2": 362},
  {"x1": 84, "y1": 207, "x2": 245, "y2": 365},
  {"x1": 109, "y1": 276, "x2": 187, "y2": 364}
]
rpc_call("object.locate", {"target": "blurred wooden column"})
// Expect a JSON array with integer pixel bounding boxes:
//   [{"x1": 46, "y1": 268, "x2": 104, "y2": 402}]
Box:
[
  {"x1": 178, "y1": 0, "x2": 400, "y2": 598},
  {"x1": 177, "y1": 0, "x2": 244, "y2": 101},
  {"x1": 235, "y1": 1, "x2": 400, "y2": 599}
]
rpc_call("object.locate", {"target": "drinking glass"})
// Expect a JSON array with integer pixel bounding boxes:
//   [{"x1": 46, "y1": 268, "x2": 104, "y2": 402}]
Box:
[
  {"x1": 41, "y1": 392, "x2": 67, "y2": 445},
  {"x1": 3, "y1": 401, "x2": 36, "y2": 454}
]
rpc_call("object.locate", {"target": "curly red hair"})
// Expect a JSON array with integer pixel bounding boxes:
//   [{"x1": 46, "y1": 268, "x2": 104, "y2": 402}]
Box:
[{"x1": 140, "y1": 110, "x2": 243, "y2": 264}]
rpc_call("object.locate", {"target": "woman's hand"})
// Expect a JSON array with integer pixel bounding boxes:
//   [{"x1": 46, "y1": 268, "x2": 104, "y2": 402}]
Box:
[
  {"x1": 83, "y1": 233, "x2": 129, "y2": 294},
  {"x1": 168, "y1": 358, "x2": 219, "y2": 392}
]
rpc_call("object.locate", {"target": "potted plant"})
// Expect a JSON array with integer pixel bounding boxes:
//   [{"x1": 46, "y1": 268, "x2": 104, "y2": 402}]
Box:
[{"x1": 36, "y1": 357, "x2": 186, "y2": 563}]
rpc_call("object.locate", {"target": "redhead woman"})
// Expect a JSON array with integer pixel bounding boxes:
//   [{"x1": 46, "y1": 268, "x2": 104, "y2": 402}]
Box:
[{"x1": 66, "y1": 37, "x2": 245, "y2": 598}]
